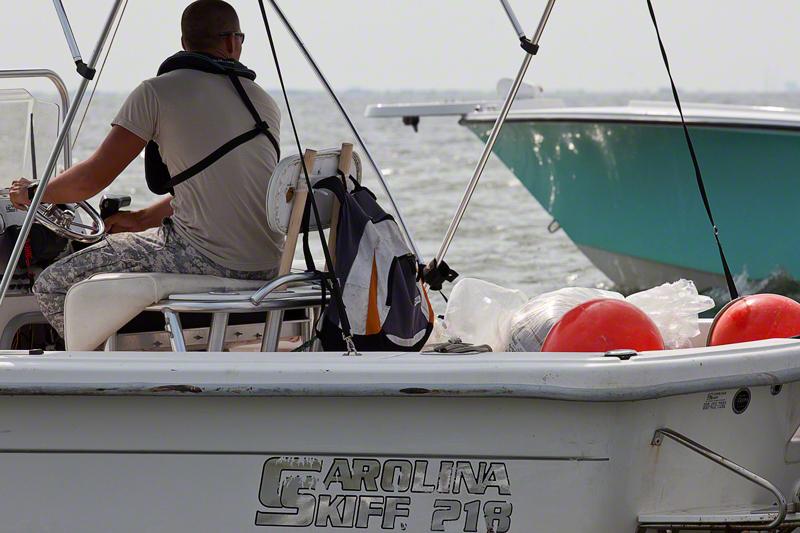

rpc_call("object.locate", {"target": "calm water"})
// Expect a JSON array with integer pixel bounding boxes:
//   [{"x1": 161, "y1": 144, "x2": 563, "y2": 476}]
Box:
[{"x1": 58, "y1": 89, "x2": 800, "y2": 304}]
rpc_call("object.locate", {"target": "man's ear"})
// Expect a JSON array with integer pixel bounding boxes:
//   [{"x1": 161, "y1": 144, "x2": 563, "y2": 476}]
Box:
[
  {"x1": 224, "y1": 35, "x2": 236, "y2": 55},
  {"x1": 181, "y1": 36, "x2": 187, "y2": 51}
]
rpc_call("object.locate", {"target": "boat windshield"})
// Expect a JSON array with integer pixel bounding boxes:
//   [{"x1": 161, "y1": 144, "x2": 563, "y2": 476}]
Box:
[{"x1": 0, "y1": 88, "x2": 59, "y2": 185}]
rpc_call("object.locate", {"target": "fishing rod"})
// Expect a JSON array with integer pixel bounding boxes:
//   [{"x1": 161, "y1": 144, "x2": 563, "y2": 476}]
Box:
[{"x1": 426, "y1": 0, "x2": 557, "y2": 289}]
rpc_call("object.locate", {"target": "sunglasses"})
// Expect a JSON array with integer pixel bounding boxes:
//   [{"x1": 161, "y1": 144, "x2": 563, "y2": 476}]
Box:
[{"x1": 219, "y1": 31, "x2": 245, "y2": 44}]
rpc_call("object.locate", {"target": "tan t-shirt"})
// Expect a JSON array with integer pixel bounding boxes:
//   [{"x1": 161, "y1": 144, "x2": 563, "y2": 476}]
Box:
[{"x1": 112, "y1": 68, "x2": 283, "y2": 272}]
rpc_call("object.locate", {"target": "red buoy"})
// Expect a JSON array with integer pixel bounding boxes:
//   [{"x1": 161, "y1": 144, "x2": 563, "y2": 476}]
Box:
[
  {"x1": 541, "y1": 299, "x2": 665, "y2": 353},
  {"x1": 707, "y1": 293, "x2": 800, "y2": 346}
]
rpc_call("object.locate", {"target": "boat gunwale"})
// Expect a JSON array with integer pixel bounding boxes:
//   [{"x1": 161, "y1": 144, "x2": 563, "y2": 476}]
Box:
[
  {"x1": 0, "y1": 372, "x2": 793, "y2": 401},
  {"x1": 0, "y1": 339, "x2": 797, "y2": 401}
]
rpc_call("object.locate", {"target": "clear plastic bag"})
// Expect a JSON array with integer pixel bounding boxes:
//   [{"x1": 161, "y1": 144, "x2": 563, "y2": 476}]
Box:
[
  {"x1": 425, "y1": 316, "x2": 449, "y2": 346},
  {"x1": 625, "y1": 279, "x2": 715, "y2": 349},
  {"x1": 507, "y1": 287, "x2": 624, "y2": 352},
  {"x1": 442, "y1": 278, "x2": 527, "y2": 351}
]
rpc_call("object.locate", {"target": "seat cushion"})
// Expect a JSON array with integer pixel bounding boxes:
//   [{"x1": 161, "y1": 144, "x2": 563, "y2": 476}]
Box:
[{"x1": 64, "y1": 273, "x2": 266, "y2": 351}]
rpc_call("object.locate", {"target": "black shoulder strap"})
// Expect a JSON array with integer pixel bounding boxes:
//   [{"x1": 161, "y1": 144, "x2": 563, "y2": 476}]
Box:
[
  {"x1": 160, "y1": 74, "x2": 281, "y2": 191},
  {"x1": 148, "y1": 54, "x2": 281, "y2": 193},
  {"x1": 160, "y1": 130, "x2": 271, "y2": 190},
  {"x1": 228, "y1": 74, "x2": 264, "y2": 127}
]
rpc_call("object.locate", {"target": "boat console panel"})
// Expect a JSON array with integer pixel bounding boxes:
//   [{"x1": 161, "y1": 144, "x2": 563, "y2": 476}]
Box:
[
  {"x1": 0, "y1": 192, "x2": 128, "y2": 295},
  {"x1": 0, "y1": 193, "x2": 72, "y2": 293}
]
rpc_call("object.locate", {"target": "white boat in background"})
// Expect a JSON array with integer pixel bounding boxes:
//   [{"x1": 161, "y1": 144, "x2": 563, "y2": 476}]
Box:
[{"x1": 0, "y1": 1, "x2": 798, "y2": 532}]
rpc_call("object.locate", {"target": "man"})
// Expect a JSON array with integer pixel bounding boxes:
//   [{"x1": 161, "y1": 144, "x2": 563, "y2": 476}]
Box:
[{"x1": 9, "y1": 0, "x2": 282, "y2": 338}]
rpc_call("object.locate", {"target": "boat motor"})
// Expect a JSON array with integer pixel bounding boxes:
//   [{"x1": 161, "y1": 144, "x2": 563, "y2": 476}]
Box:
[
  {"x1": 541, "y1": 299, "x2": 665, "y2": 353},
  {"x1": 707, "y1": 293, "x2": 800, "y2": 346}
]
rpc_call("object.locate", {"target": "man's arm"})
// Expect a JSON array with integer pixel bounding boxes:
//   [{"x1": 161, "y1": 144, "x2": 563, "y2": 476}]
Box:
[{"x1": 9, "y1": 125, "x2": 146, "y2": 208}]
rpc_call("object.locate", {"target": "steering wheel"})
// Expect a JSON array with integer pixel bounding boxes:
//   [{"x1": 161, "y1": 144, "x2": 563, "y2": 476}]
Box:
[{"x1": 31, "y1": 201, "x2": 105, "y2": 243}]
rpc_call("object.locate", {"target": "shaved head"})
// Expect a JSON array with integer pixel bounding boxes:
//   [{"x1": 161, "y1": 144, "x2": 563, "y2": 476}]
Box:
[{"x1": 181, "y1": 0, "x2": 240, "y2": 52}]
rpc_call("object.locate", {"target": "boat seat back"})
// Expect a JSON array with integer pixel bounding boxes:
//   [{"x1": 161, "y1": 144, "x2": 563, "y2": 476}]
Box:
[{"x1": 266, "y1": 147, "x2": 362, "y2": 233}]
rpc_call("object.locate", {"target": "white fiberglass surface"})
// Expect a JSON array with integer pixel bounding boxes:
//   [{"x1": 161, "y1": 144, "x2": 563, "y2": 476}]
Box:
[{"x1": 467, "y1": 100, "x2": 800, "y2": 129}]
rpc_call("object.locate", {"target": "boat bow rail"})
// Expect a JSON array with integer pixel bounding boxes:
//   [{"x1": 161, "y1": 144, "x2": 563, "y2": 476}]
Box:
[
  {"x1": 461, "y1": 100, "x2": 800, "y2": 131},
  {"x1": 0, "y1": 339, "x2": 799, "y2": 399}
]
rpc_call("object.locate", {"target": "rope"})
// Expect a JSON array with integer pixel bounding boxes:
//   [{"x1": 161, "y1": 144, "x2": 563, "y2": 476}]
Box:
[
  {"x1": 646, "y1": 0, "x2": 739, "y2": 301},
  {"x1": 256, "y1": 0, "x2": 355, "y2": 348},
  {"x1": 73, "y1": 0, "x2": 129, "y2": 148}
]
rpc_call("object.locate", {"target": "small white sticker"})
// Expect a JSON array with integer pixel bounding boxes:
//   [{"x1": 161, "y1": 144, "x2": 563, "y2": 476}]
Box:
[{"x1": 703, "y1": 391, "x2": 728, "y2": 410}]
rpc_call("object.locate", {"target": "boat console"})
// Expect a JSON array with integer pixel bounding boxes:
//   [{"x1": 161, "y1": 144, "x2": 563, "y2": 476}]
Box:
[{"x1": 0, "y1": 186, "x2": 135, "y2": 348}]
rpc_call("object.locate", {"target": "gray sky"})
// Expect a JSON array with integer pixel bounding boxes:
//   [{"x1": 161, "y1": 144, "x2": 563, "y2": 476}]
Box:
[{"x1": 2, "y1": 1, "x2": 799, "y2": 94}]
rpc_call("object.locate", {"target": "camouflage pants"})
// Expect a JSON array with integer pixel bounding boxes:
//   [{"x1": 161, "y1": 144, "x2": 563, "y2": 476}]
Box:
[{"x1": 33, "y1": 219, "x2": 276, "y2": 337}]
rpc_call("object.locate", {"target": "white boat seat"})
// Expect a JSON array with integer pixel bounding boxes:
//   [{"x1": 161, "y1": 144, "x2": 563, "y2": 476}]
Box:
[{"x1": 64, "y1": 272, "x2": 266, "y2": 351}]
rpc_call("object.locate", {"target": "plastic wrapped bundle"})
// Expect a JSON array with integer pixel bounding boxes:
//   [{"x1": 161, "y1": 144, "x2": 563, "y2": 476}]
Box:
[
  {"x1": 507, "y1": 287, "x2": 624, "y2": 352},
  {"x1": 442, "y1": 278, "x2": 527, "y2": 351},
  {"x1": 626, "y1": 279, "x2": 714, "y2": 348},
  {"x1": 507, "y1": 280, "x2": 715, "y2": 352}
]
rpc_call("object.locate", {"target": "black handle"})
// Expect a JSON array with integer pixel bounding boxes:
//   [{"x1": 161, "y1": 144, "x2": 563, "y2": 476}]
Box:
[{"x1": 99, "y1": 194, "x2": 131, "y2": 219}]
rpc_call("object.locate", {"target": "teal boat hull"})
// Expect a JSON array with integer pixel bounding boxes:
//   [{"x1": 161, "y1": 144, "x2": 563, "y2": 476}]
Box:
[{"x1": 463, "y1": 118, "x2": 800, "y2": 290}]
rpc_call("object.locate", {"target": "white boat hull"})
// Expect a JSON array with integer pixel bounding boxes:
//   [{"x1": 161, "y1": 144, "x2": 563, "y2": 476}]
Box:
[{"x1": 1, "y1": 346, "x2": 799, "y2": 532}]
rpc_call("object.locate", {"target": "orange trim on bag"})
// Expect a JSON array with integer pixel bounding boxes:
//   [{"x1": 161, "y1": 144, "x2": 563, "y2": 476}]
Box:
[
  {"x1": 366, "y1": 256, "x2": 381, "y2": 335},
  {"x1": 420, "y1": 281, "x2": 434, "y2": 324}
]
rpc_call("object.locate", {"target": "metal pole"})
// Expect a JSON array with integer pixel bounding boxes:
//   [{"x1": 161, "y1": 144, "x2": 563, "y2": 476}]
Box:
[
  {"x1": 0, "y1": 0, "x2": 126, "y2": 309},
  {"x1": 52, "y1": 0, "x2": 83, "y2": 62},
  {"x1": 435, "y1": 0, "x2": 556, "y2": 264},
  {"x1": 267, "y1": 0, "x2": 423, "y2": 261},
  {"x1": 499, "y1": 0, "x2": 527, "y2": 39},
  {"x1": 52, "y1": 0, "x2": 97, "y2": 80}
]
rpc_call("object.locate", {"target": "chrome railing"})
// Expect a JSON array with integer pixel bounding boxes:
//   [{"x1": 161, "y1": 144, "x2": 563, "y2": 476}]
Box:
[{"x1": 651, "y1": 427, "x2": 788, "y2": 530}]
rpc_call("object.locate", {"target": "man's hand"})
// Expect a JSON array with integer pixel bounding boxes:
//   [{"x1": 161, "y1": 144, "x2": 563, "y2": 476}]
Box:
[
  {"x1": 9, "y1": 178, "x2": 33, "y2": 210},
  {"x1": 104, "y1": 211, "x2": 145, "y2": 234}
]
